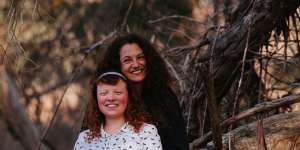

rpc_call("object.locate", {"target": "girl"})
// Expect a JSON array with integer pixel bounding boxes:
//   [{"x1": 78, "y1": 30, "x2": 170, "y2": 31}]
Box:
[{"x1": 74, "y1": 70, "x2": 162, "y2": 150}]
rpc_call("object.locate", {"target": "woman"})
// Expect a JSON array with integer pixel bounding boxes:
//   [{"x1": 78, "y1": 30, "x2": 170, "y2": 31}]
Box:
[
  {"x1": 75, "y1": 70, "x2": 162, "y2": 150},
  {"x1": 97, "y1": 33, "x2": 189, "y2": 150}
]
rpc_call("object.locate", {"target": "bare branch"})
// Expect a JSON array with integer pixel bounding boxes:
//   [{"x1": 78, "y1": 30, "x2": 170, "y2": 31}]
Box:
[
  {"x1": 206, "y1": 26, "x2": 222, "y2": 150},
  {"x1": 120, "y1": 0, "x2": 135, "y2": 31},
  {"x1": 148, "y1": 15, "x2": 205, "y2": 25},
  {"x1": 163, "y1": 38, "x2": 209, "y2": 57},
  {"x1": 80, "y1": 31, "x2": 118, "y2": 53}
]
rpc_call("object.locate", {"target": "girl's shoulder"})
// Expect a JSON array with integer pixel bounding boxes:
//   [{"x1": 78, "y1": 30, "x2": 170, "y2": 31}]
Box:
[
  {"x1": 76, "y1": 129, "x2": 93, "y2": 142},
  {"x1": 140, "y1": 123, "x2": 159, "y2": 134},
  {"x1": 126, "y1": 122, "x2": 158, "y2": 134},
  {"x1": 142, "y1": 123, "x2": 157, "y2": 130},
  {"x1": 78, "y1": 129, "x2": 90, "y2": 136}
]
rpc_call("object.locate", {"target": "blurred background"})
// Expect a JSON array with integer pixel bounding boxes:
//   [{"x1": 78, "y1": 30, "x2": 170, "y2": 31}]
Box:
[{"x1": 0, "y1": 0, "x2": 299, "y2": 149}]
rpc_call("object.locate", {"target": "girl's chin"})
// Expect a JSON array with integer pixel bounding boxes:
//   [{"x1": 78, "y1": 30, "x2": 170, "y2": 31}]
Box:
[{"x1": 104, "y1": 115, "x2": 125, "y2": 119}]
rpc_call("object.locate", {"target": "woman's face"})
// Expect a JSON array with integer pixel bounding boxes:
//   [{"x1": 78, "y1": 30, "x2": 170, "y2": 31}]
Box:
[
  {"x1": 97, "y1": 79, "x2": 128, "y2": 119},
  {"x1": 119, "y1": 43, "x2": 146, "y2": 83}
]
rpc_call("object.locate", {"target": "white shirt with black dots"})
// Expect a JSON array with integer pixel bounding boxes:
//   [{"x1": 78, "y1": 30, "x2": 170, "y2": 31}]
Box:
[{"x1": 74, "y1": 123, "x2": 162, "y2": 150}]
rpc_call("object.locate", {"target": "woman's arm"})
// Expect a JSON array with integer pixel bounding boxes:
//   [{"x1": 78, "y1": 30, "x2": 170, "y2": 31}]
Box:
[{"x1": 165, "y1": 88, "x2": 189, "y2": 150}]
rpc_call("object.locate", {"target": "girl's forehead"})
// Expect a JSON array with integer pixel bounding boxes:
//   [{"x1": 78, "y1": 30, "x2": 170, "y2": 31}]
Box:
[{"x1": 97, "y1": 79, "x2": 127, "y2": 89}]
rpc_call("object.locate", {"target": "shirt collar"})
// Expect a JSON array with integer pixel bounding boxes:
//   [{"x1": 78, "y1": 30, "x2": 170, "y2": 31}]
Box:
[{"x1": 101, "y1": 122, "x2": 130, "y2": 138}]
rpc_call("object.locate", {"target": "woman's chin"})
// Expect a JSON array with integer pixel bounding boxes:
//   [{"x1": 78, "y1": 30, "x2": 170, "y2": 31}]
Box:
[{"x1": 128, "y1": 75, "x2": 145, "y2": 83}]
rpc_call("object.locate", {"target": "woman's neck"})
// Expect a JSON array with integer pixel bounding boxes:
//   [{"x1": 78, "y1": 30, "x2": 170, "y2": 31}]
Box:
[
  {"x1": 132, "y1": 82, "x2": 143, "y2": 98},
  {"x1": 104, "y1": 117, "x2": 126, "y2": 135}
]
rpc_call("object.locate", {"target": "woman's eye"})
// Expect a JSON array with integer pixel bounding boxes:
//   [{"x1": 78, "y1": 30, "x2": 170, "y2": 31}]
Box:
[
  {"x1": 123, "y1": 59, "x2": 132, "y2": 64},
  {"x1": 137, "y1": 55, "x2": 145, "y2": 60}
]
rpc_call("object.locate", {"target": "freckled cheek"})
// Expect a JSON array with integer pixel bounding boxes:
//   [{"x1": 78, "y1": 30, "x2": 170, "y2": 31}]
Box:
[
  {"x1": 120, "y1": 95, "x2": 129, "y2": 109},
  {"x1": 97, "y1": 97, "x2": 105, "y2": 110}
]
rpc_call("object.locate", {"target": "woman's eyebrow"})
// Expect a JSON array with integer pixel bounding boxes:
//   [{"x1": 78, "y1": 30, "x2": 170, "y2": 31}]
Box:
[
  {"x1": 137, "y1": 53, "x2": 144, "y2": 56},
  {"x1": 121, "y1": 56, "x2": 131, "y2": 60}
]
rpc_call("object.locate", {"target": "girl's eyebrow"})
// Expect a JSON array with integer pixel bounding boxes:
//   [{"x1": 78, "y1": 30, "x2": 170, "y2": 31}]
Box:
[{"x1": 97, "y1": 89, "x2": 107, "y2": 92}]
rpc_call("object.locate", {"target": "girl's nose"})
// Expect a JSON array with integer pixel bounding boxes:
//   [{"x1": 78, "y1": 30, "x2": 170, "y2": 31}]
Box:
[{"x1": 106, "y1": 92, "x2": 115, "y2": 101}]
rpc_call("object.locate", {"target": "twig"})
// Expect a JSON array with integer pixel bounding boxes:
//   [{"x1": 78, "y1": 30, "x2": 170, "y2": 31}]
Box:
[
  {"x1": 228, "y1": 25, "x2": 252, "y2": 149},
  {"x1": 80, "y1": 31, "x2": 117, "y2": 53},
  {"x1": 257, "y1": 115, "x2": 267, "y2": 150},
  {"x1": 35, "y1": 53, "x2": 88, "y2": 150},
  {"x1": 148, "y1": 15, "x2": 205, "y2": 25},
  {"x1": 32, "y1": 0, "x2": 38, "y2": 19},
  {"x1": 223, "y1": 94, "x2": 300, "y2": 127},
  {"x1": 0, "y1": 44, "x2": 7, "y2": 65},
  {"x1": 120, "y1": 0, "x2": 135, "y2": 31},
  {"x1": 164, "y1": 26, "x2": 196, "y2": 42},
  {"x1": 206, "y1": 26, "x2": 222, "y2": 150},
  {"x1": 163, "y1": 38, "x2": 209, "y2": 57}
]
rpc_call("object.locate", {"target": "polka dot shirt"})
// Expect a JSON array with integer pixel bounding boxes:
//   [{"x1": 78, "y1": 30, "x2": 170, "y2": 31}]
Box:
[{"x1": 73, "y1": 123, "x2": 162, "y2": 150}]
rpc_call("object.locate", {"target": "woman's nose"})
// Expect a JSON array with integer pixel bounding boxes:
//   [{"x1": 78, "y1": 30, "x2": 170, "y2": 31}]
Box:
[{"x1": 131, "y1": 59, "x2": 139, "y2": 67}]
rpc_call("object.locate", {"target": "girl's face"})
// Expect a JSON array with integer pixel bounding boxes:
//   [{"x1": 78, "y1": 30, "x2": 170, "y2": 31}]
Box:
[
  {"x1": 97, "y1": 79, "x2": 128, "y2": 120},
  {"x1": 119, "y1": 43, "x2": 146, "y2": 83}
]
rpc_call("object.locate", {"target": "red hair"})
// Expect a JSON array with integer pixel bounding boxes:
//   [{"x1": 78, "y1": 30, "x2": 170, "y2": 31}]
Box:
[{"x1": 84, "y1": 74, "x2": 147, "y2": 142}]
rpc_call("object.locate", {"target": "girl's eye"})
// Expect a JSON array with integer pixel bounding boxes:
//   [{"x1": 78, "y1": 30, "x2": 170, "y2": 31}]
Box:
[
  {"x1": 115, "y1": 92, "x2": 122, "y2": 95},
  {"x1": 97, "y1": 91, "x2": 107, "y2": 96}
]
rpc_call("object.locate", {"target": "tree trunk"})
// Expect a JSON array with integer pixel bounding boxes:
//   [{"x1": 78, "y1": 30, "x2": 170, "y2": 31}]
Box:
[{"x1": 0, "y1": 65, "x2": 40, "y2": 150}]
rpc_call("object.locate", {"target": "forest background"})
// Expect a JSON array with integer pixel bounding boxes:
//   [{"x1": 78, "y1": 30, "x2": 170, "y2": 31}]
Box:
[{"x1": 1, "y1": 0, "x2": 300, "y2": 150}]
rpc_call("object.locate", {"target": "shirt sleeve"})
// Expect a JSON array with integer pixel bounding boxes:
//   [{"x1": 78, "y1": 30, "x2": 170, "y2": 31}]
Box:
[
  {"x1": 165, "y1": 88, "x2": 189, "y2": 150},
  {"x1": 141, "y1": 124, "x2": 163, "y2": 150},
  {"x1": 73, "y1": 131, "x2": 88, "y2": 150}
]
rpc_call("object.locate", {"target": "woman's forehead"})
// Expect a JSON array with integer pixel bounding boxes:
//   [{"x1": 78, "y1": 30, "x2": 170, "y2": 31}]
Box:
[{"x1": 119, "y1": 43, "x2": 144, "y2": 56}]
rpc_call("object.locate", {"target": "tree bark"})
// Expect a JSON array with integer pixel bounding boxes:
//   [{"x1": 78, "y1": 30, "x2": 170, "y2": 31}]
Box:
[{"x1": 217, "y1": 111, "x2": 300, "y2": 150}]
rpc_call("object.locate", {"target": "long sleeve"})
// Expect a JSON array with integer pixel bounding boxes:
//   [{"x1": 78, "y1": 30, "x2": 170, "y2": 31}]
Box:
[
  {"x1": 160, "y1": 88, "x2": 189, "y2": 150},
  {"x1": 168, "y1": 103, "x2": 189, "y2": 150}
]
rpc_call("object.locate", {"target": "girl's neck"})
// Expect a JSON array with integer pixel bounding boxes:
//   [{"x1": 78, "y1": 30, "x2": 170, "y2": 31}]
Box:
[{"x1": 104, "y1": 117, "x2": 126, "y2": 135}]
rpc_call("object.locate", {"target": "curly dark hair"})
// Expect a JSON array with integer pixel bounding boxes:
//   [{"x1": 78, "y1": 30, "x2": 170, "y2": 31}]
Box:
[
  {"x1": 97, "y1": 33, "x2": 178, "y2": 127},
  {"x1": 85, "y1": 71, "x2": 146, "y2": 142}
]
